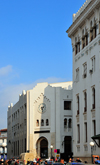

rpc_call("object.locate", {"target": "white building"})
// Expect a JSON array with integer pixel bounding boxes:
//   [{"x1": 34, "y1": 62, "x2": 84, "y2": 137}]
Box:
[
  {"x1": 7, "y1": 82, "x2": 73, "y2": 161},
  {"x1": 67, "y1": 0, "x2": 100, "y2": 162},
  {"x1": 0, "y1": 129, "x2": 7, "y2": 160}
]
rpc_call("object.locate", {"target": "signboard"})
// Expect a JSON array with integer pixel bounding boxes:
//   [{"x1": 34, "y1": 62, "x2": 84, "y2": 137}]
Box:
[{"x1": 54, "y1": 149, "x2": 57, "y2": 153}]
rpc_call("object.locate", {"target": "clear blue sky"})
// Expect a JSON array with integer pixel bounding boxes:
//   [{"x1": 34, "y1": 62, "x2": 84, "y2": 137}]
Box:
[{"x1": 0, "y1": 0, "x2": 86, "y2": 128}]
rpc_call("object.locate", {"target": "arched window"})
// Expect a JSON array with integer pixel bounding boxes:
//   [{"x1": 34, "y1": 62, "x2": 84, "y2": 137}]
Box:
[
  {"x1": 92, "y1": 87, "x2": 95, "y2": 109},
  {"x1": 36, "y1": 120, "x2": 39, "y2": 126},
  {"x1": 46, "y1": 119, "x2": 49, "y2": 126},
  {"x1": 41, "y1": 119, "x2": 44, "y2": 126},
  {"x1": 68, "y1": 119, "x2": 72, "y2": 128},
  {"x1": 84, "y1": 91, "x2": 87, "y2": 112},
  {"x1": 64, "y1": 118, "x2": 67, "y2": 128}
]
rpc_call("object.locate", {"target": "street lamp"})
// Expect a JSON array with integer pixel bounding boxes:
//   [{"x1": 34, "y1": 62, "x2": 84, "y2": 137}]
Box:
[
  {"x1": 90, "y1": 141, "x2": 94, "y2": 163},
  {"x1": 50, "y1": 145, "x2": 53, "y2": 159}
]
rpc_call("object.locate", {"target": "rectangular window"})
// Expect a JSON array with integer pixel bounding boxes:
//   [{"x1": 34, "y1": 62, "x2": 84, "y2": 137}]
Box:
[
  {"x1": 77, "y1": 124, "x2": 80, "y2": 143},
  {"x1": 84, "y1": 91, "x2": 87, "y2": 112},
  {"x1": 83, "y1": 63, "x2": 87, "y2": 78},
  {"x1": 64, "y1": 101, "x2": 71, "y2": 110},
  {"x1": 76, "y1": 68, "x2": 79, "y2": 82},
  {"x1": 77, "y1": 95, "x2": 79, "y2": 115},
  {"x1": 93, "y1": 120, "x2": 96, "y2": 136},
  {"x1": 91, "y1": 56, "x2": 95, "y2": 73},
  {"x1": 84, "y1": 122, "x2": 87, "y2": 142}
]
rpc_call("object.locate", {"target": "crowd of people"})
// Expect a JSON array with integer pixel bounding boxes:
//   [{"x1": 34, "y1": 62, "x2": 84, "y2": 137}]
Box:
[
  {"x1": 0, "y1": 157, "x2": 19, "y2": 165},
  {"x1": 0, "y1": 156, "x2": 61, "y2": 165}
]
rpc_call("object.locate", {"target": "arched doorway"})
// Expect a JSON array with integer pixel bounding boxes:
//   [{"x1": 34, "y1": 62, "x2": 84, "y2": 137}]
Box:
[
  {"x1": 36, "y1": 137, "x2": 48, "y2": 158},
  {"x1": 40, "y1": 139, "x2": 48, "y2": 158}
]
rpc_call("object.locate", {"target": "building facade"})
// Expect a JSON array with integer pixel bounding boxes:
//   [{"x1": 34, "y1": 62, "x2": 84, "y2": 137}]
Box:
[
  {"x1": 7, "y1": 82, "x2": 73, "y2": 160},
  {"x1": 0, "y1": 129, "x2": 7, "y2": 160},
  {"x1": 67, "y1": 0, "x2": 100, "y2": 162}
]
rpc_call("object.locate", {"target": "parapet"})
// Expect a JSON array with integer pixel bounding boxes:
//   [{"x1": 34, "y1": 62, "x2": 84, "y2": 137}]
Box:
[{"x1": 73, "y1": 0, "x2": 91, "y2": 22}]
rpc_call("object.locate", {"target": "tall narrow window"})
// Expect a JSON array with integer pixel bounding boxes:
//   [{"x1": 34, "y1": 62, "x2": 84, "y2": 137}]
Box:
[
  {"x1": 93, "y1": 120, "x2": 96, "y2": 136},
  {"x1": 64, "y1": 118, "x2": 67, "y2": 128},
  {"x1": 41, "y1": 119, "x2": 44, "y2": 126},
  {"x1": 84, "y1": 91, "x2": 87, "y2": 112},
  {"x1": 68, "y1": 119, "x2": 72, "y2": 128},
  {"x1": 92, "y1": 87, "x2": 95, "y2": 109},
  {"x1": 76, "y1": 68, "x2": 79, "y2": 82},
  {"x1": 77, "y1": 124, "x2": 80, "y2": 143},
  {"x1": 46, "y1": 119, "x2": 49, "y2": 126},
  {"x1": 83, "y1": 63, "x2": 87, "y2": 78},
  {"x1": 36, "y1": 120, "x2": 39, "y2": 126},
  {"x1": 84, "y1": 122, "x2": 87, "y2": 142},
  {"x1": 86, "y1": 33, "x2": 88, "y2": 46},
  {"x1": 93, "y1": 18, "x2": 97, "y2": 39},
  {"x1": 77, "y1": 95, "x2": 79, "y2": 115},
  {"x1": 75, "y1": 37, "x2": 80, "y2": 55},
  {"x1": 90, "y1": 21, "x2": 93, "y2": 41},
  {"x1": 91, "y1": 56, "x2": 95, "y2": 73}
]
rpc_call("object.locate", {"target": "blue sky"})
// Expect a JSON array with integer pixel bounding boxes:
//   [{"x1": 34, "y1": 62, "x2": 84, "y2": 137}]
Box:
[{"x1": 0, "y1": 0, "x2": 86, "y2": 128}]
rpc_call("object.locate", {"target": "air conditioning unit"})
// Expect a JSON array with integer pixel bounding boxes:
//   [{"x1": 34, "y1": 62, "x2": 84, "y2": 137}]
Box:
[{"x1": 89, "y1": 69, "x2": 93, "y2": 74}]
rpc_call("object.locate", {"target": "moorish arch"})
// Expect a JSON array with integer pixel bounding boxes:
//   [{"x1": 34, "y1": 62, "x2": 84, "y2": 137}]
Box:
[{"x1": 36, "y1": 137, "x2": 48, "y2": 158}]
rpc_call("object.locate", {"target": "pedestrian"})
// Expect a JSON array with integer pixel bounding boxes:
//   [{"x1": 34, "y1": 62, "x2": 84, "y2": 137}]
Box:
[
  {"x1": 0, "y1": 159, "x2": 4, "y2": 165},
  {"x1": 4, "y1": 160, "x2": 8, "y2": 165}
]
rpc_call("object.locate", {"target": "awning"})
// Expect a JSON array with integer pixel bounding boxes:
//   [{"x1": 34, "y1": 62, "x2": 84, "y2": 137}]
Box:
[{"x1": 91, "y1": 134, "x2": 100, "y2": 147}]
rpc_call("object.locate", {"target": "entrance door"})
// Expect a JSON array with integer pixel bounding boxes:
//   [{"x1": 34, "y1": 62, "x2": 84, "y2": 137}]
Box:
[
  {"x1": 63, "y1": 136, "x2": 72, "y2": 162},
  {"x1": 40, "y1": 139, "x2": 48, "y2": 158}
]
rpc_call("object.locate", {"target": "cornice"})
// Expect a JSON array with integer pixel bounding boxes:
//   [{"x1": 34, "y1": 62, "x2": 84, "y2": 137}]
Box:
[{"x1": 67, "y1": 0, "x2": 100, "y2": 38}]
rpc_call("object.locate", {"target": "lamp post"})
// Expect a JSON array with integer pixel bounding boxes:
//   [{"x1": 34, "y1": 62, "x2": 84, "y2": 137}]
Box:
[
  {"x1": 90, "y1": 141, "x2": 94, "y2": 163},
  {"x1": 50, "y1": 145, "x2": 53, "y2": 159}
]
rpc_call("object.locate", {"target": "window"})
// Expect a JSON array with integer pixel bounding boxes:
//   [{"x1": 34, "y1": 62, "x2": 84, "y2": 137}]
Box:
[
  {"x1": 82, "y1": 28, "x2": 88, "y2": 48},
  {"x1": 24, "y1": 104, "x2": 26, "y2": 115},
  {"x1": 41, "y1": 119, "x2": 44, "y2": 126},
  {"x1": 46, "y1": 119, "x2": 49, "y2": 126},
  {"x1": 64, "y1": 118, "x2": 67, "y2": 128},
  {"x1": 83, "y1": 63, "x2": 87, "y2": 78},
  {"x1": 84, "y1": 91, "x2": 87, "y2": 112},
  {"x1": 36, "y1": 120, "x2": 39, "y2": 126},
  {"x1": 16, "y1": 112, "x2": 17, "y2": 119},
  {"x1": 84, "y1": 122, "x2": 87, "y2": 142},
  {"x1": 90, "y1": 21, "x2": 93, "y2": 41},
  {"x1": 76, "y1": 68, "x2": 79, "y2": 82},
  {"x1": 68, "y1": 119, "x2": 72, "y2": 128},
  {"x1": 77, "y1": 124, "x2": 80, "y2": 143},
  {"x1": 90, "y1": 19, "x2": 97, "y2": 42},
  {"x1": 91, "y1": 56, "x2": 95, "y2": 73},
  {"x1": 77, "y1": 95, "x2": 79, "y2": 115},
  {"x1": 64, "y1": 101, "x2": 71, "y2": 110},
  {"x1": 75, "y1": 39, "x2": 80, "y2": 55},
  {"x1": 82, "y1": 36, "x2": 85, "y2": 49},
  {"x1": 93, "y1": 120, "x2": 96, "y2": 136},
  {"x1": 92, "y1": 87, "x2": 95, "y2": 109}
]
